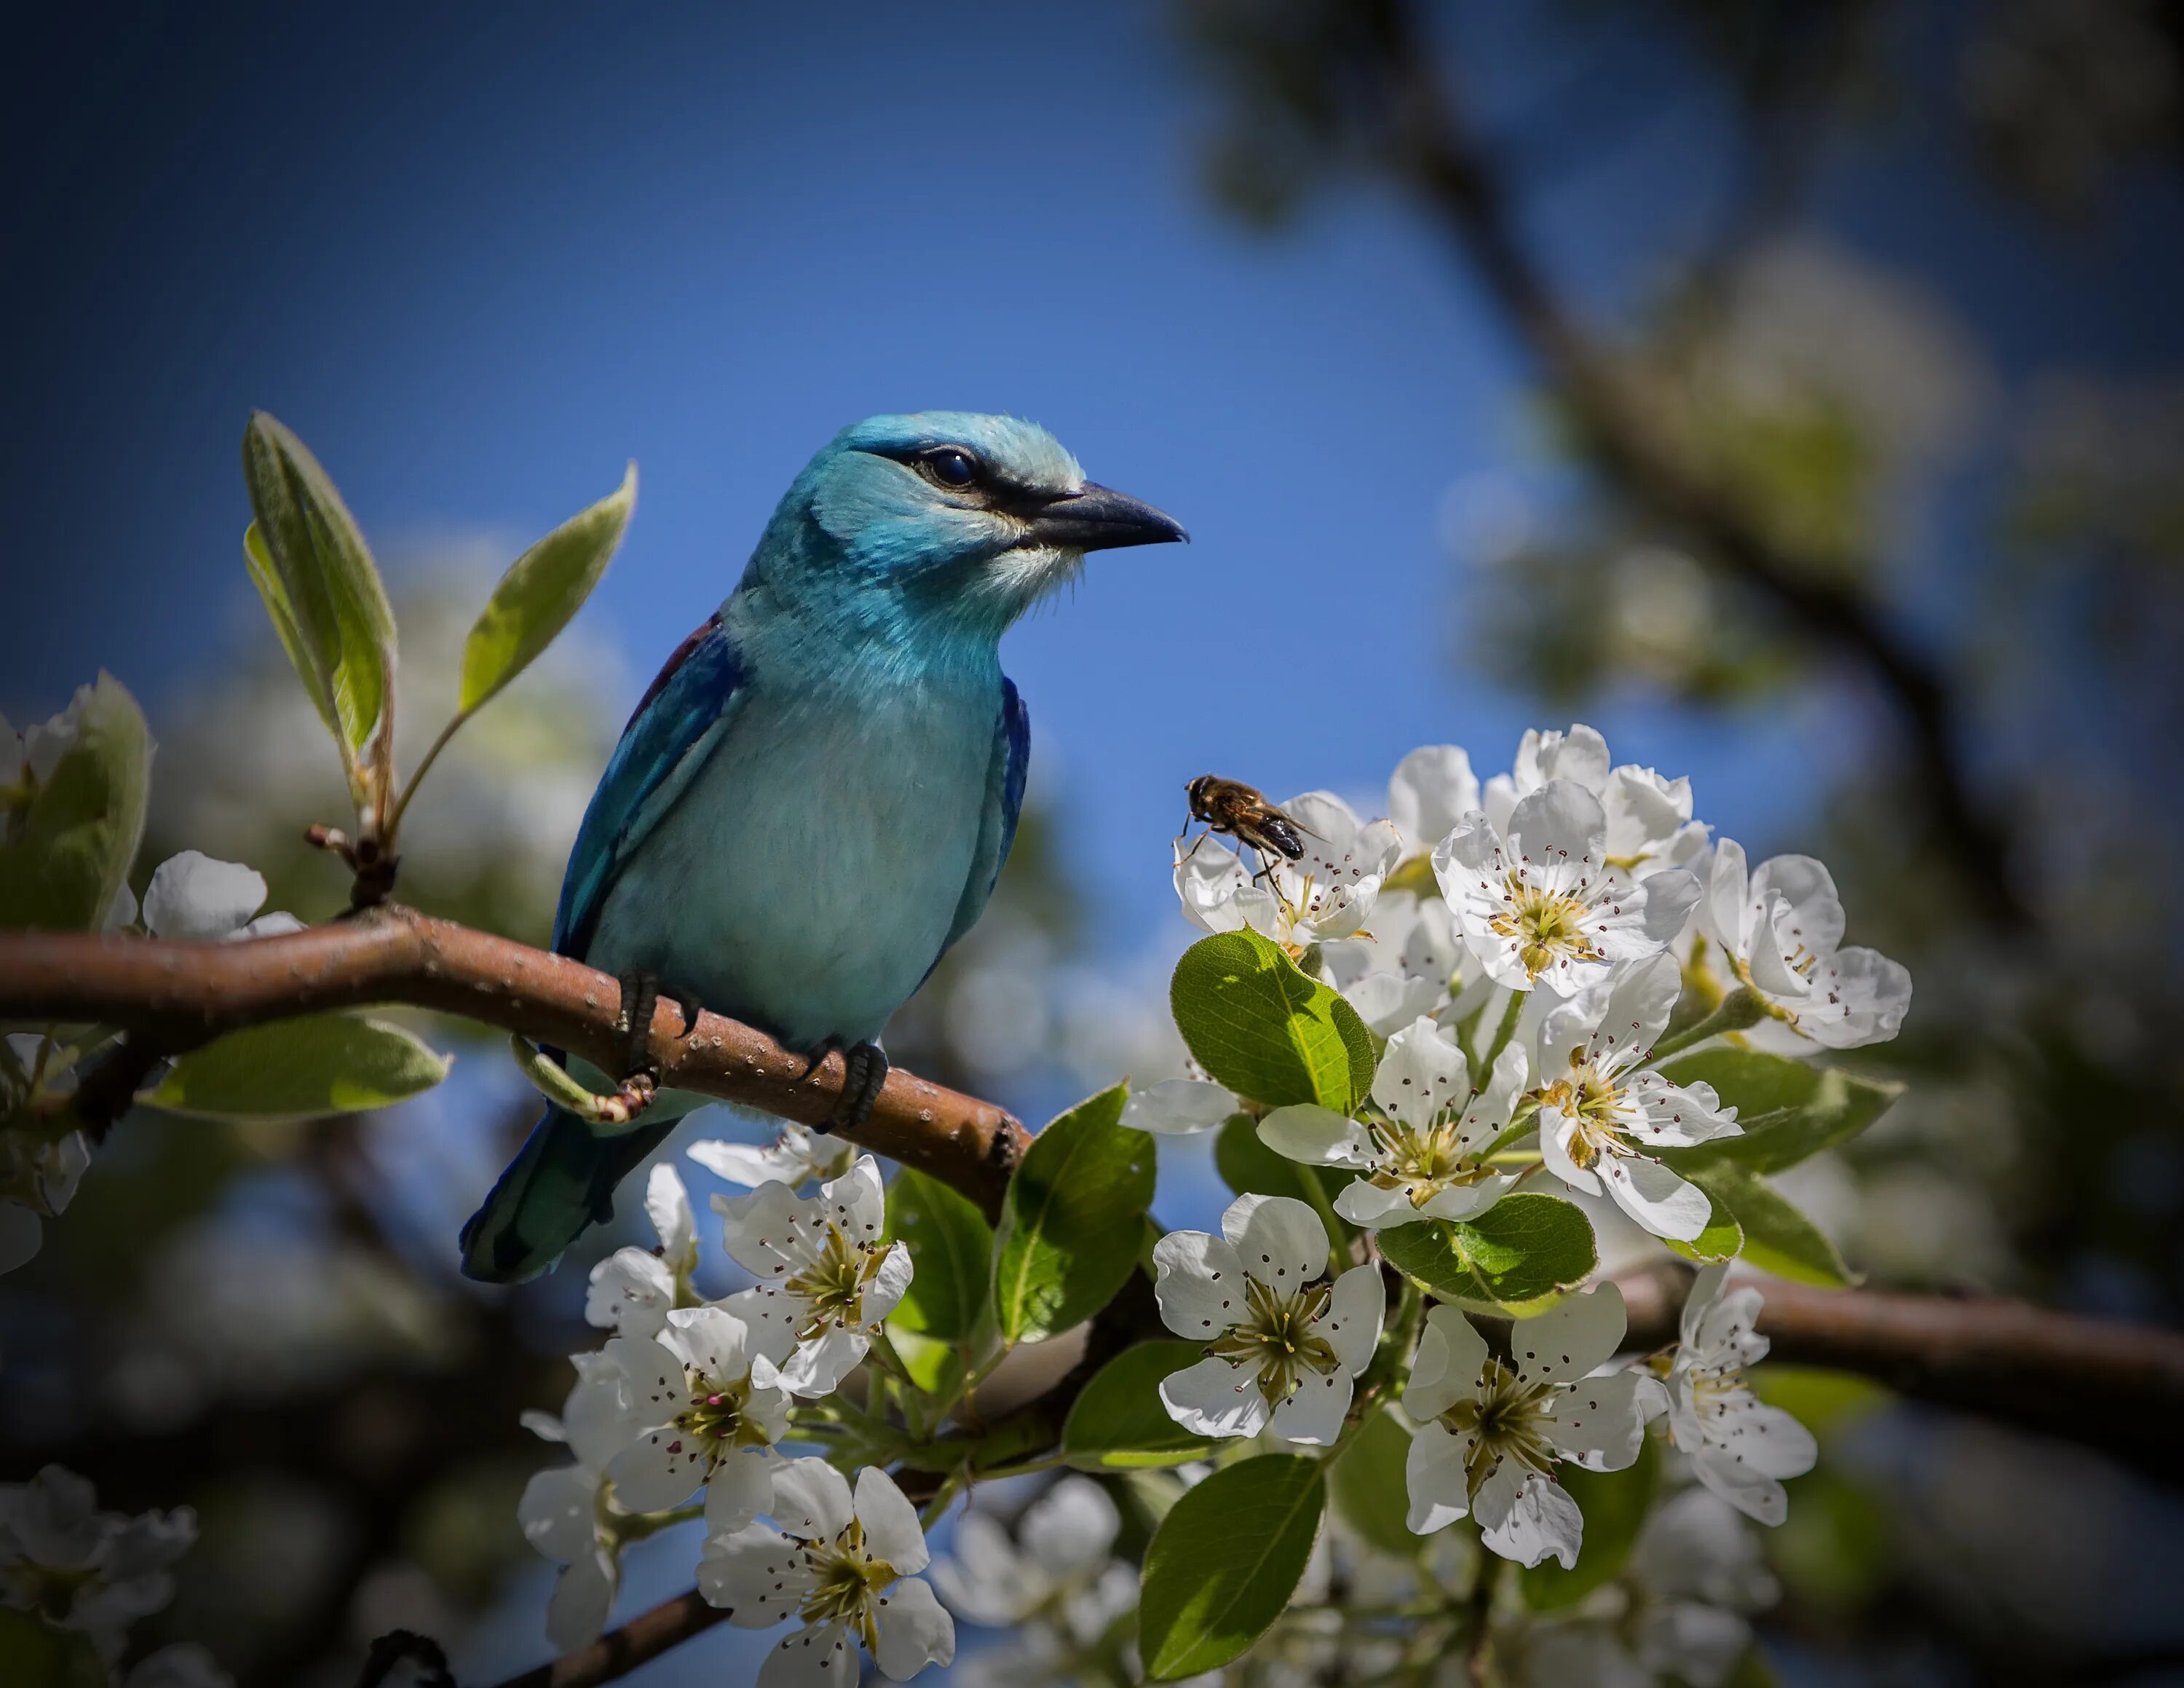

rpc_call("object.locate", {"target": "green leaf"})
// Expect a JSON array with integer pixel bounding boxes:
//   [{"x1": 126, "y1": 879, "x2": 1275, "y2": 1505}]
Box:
[
  {"x1": 1658, "y1": 1049, "x2": 1901, "y2": 1175},
  {"x1": 143, "y1": 1014, "x2": 451, "y2": 1118},
  {"x1": 1521, "y1": 1438, "x2": 1659, "y2": 1611},
  {"x1": 885, "y1": 1167, "x2": 993, "y2": 1342},
  {"x1": 1685, "y1": 1161, "x2": 1854, "y2": 1287},
  {"x1": 1664, "y1": 1183, "x2": 1744, "y2": 1266},
  {"x1": 1171, "y1": 930, "x2": 1374, "y2": 1111},
  {"x1": 1062, "y1": 1340, "x2": 1219, "y2": 1470},
  {"x1": 245, "y1": 522, "x2": 341, "y2": 741},
  {"x1": 992, "y1": 1084, "x2": 1155, "y2": 1343},
  {"x1": 241, "y1": 411, "x2": 397, "y2": 763},
  {"x1": 0, "y1": 674, "x2": 150, "y2": 933},
  {"x1": 1377, "y1": 1194, "x2": 1598, "y2": 1314},
  {"x1": 1327, "y1": 1405, "x2": 1417, "y2": 1558},
  {"x1": 1214, "y1": 1113, "x2": 1356, "y2": 1250},
  {"x1": 459, "y1": 462, "x2": 637, "y2": 714},
  {"x1": 888, "y1": 1328, "x2": 962, "y2": 1397},
  {"x1": 1139, "y1": 1453, "x2": 1326, "y2": 1680}
]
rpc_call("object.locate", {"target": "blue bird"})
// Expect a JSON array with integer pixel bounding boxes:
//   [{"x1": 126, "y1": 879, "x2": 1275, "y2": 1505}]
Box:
[{"x1": 459, "y1": 413, "x2": 1185, "y2": 1282}]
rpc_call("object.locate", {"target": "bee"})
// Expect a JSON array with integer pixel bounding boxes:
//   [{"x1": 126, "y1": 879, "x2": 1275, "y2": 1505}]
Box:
[{"x1": 1182, "y1": 775, "x2": 1313, "y2": 875}]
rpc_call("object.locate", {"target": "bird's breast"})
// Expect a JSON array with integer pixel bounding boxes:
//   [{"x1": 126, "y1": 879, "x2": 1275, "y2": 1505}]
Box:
[{"x1": 587, "y1": 673, "x2": 1002, "y2": 1050}]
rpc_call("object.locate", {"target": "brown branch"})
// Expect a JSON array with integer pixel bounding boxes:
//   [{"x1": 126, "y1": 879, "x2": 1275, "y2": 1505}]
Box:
[
  {"x1": 1353, "y1": 0, "x2": 2027, "y2": 928},
  {"x1": 0, "y1": 906, "x2": 1028, "y2": 1217},
  {"x1": 484, "y1": 1590, "x2": 729, "y2": 1688},
  {"x1": 1615, "y1": 1259, "x2": 2184, "y2": 1480}
]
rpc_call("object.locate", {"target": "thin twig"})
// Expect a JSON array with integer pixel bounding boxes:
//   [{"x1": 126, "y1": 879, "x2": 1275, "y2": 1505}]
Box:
[{"x1": 483, "y1": 1590, "x2": 729, "y2": 1688}]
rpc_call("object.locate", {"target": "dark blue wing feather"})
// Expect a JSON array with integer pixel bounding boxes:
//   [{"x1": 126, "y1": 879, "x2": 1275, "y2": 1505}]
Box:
[
  {"x1": 553, "y1": 612, "x2": 746, "y2": 961},
  {"x1": 932, "y1": 677, "x2": 1029, "y2": 968}
]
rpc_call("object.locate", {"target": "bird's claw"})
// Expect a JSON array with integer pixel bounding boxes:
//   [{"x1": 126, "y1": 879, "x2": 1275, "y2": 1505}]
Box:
[{"x1": 826, "y1": 1042, "x2": 890, "y2": 1135}]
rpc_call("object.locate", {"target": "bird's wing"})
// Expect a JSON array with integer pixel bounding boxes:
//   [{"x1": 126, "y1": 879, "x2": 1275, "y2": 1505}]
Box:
[
  {"x1": 925, "y1": 677, "x2": 1030, "y2": 979},
  {"x1": 553, "y1": 612, "x2": 748, "y2": 961}
]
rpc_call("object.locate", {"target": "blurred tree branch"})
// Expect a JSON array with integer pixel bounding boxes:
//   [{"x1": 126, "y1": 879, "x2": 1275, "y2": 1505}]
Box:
[{"x1": 1219, "y1": 0, "x2": 2027, "y2": 928}]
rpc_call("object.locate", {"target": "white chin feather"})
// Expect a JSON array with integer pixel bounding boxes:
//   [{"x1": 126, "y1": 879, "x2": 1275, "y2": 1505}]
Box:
[{"x1": 978, "y1": 544, "x2": 1083, "y2": 615}]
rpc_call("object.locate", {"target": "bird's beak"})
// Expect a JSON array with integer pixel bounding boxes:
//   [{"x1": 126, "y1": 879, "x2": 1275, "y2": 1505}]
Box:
[{"x1": 1014, "y1": 483, "x2": 1189, "y2": 552}]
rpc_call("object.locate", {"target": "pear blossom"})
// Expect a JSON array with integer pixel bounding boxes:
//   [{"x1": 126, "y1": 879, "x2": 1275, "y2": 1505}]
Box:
[
  {"x1": 140, "y1": 851, "x2": 302, "y2": 941},
  {"x1": 1319, "y1": 890, "x2": 1465, "y2": 1034},
  {"x1": 1174, "y1": 792, "x2": 1400, "y2": 950},
  {"x1": 716, "y1": 1155, "x2": 912, "y2": 1396},
  {"x1": 1118, "y1": 1076, "x2": 1239, "y2": 1136},
  {"x1": 1533, "y1": 955, "x2": 1743, "y2": 1242},
  {"x1": 0, "y1": 1466, "x2": 198, "y2": 1663},
  {"x1": 1, "y1": 1036, "x2": 91, "y2": 1277},
  {"x1": 1481, "y1": 725, "x2": 1704, "y2": 874},
  {"x1": 930, "y1": 1478, "x2": 1133, "y2": 1644},
  {"x1": 518, "y1": 1352, "x2": 636, "y2": 1649},
  {"x1": 688, "y1": 1123, "x2": 856, "y2": 1193},
  {"x1": 1258, "y1": 1016, "x2": 1527, "y2": 1227},
  {"x1": 601, "y1": 1306, "x2": 788, "y2": 1526},
  {"x1": 1152, "y1": 1193, "x2": 1384, "y2": 1444},
  {"x1": 586, "y1": 1163, "x2": 700, "y2": 1338},
  {"x1": 699, "y1": 1459, "x2": 954, "y2": 1686},
  {"x1": 1435, "y1": 781, "x2": 1698, "y2": 998},
  {"x1": 1402, "y1": 1285, "x2": 1647, "y2": 1567},
  {"x1": 1699, "y1": 840, "x2": 1911, "y2": 1050},
  {"x1": 1655, "y1": 1264, "x2": 1816, "y2": 1524},
  {"x1": 1387, "y1": 744, "x2": 1479, "y2": 862}
]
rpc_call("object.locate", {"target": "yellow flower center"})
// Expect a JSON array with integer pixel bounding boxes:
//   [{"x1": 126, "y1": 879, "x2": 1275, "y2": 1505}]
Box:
[
  {"x1": 1366, "y1": 1113, "x2": 1495, "y2": 1206},
  {"x1": 1488, "y1": 874, "x2": 1604, "y2": 982},
  {"x1": 1439, "y1": 1356, "x2": 1559, "y2": 1499},
  {"x1": 1208, "y1": 1275, "x2": 1340, "y2": 1407},
  {"x1": 784, "y1": 1222, "x2": 887, "y2": 1341},
  {"x1": 1537, "y1": 1051, "x2": 1629, "y2": 1170},
  {"x1": 796, "y1": 1518, "x2": 895, "y2": 1652}
]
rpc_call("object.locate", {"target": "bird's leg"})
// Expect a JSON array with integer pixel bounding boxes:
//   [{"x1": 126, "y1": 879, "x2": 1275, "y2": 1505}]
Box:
[
  {"x1": 617, "y1": 971, "x2": 662, "y2": 1079},
  {"x1": 792, "y1": 1036, "x2": 842, "y2": 1086},
  {"x1": 828, "y1": 1042, "x2": 890, "y2": 1134}
]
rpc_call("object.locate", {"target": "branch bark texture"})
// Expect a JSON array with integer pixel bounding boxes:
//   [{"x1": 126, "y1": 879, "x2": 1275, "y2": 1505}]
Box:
[{"x1": 0, "y1": 907, "x2": 1028, "y2": 1215}]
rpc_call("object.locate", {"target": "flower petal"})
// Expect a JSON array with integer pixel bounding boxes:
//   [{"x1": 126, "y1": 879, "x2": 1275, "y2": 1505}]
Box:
[
  {"x1": 757, "y1": 1622, "x2": 855, "y2": 1688},
  {"x1": 1371, "y1": 1017, "x2": 1470, "y2": 1129},
  {"x1": 646, "y1": 1162, "x2": 697, "y2": 1271},
  {"x1": 769, "y1": 1456, "x2": 855, "y2": 1542},
  {"x1": 1599, "y1": 1154, "x2": 1713, "y2": 1242},
  {"x1": 1120, "y1": 1078, "x2": 1239, "y2": 1136},
  {"x1": 1322, "y1": 1264, "x2": 1386, "y2": 1374},
  {"x1": 698, "y1": 1523, "x2": 814, "y2": 1623},
  {"x1": 1159, "y1": 1354, "x2": 1270, "y2": 1440},
  {"x1": 1404, "y1": 1421, "x2": 1476, "y2": 1534},
  {"x1": 1544, "y1": 1371, "x2": 1649, "y2": 1472},
  {"x1": 1510, "y1": 1283, "x2": 1626, "y2": 1389},
  {"x1": 704, "y1": 1447, "x2": 775, "y2": 1534},
  {"x1": 1151, "y1": 1229, "x2": 1249, "y2": 1341},
  {"x1": 1267, "y1": 1365, "x2": 1352, "y2": 1445},
  {"x1": 1257, "y1": 1105, "x2": 1369, "y2": 1167},
  {"x1": 855, "y1": 1465, "x2": 929, "y2": 1574},
  {"x1": 1404, "y1": 1304, "x2": 1488, "y2": 1422},
  {"x1": 142, "y1": 852, "x2": 268, "y2": 941},
  {"x1": 1388, "y1": 745, "x2": 1480, "y2": 856},
  {"x1": 873, "y1": 1576, "x2": 955, "y2": 1679},
  {"x1": 1477, "y1": 1468, "x2": 1583, "y2": 1570},
  {"x1": 585, "y1": 1249, "x2": 673, "y2": 1337},
  {"x1": 1222, "y1": 1193, "x2": 1329, "y2": 1289}
]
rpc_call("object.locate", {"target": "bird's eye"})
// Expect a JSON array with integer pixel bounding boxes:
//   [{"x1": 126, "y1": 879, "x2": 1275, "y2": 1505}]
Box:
[{"x1": 920, "y1": 448, "x2": 980, "y2": 490}]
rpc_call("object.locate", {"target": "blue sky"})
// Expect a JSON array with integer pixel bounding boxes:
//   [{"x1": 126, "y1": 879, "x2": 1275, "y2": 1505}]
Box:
[{"x1": 0, "y1": 1, "x2": 1878, "y2": 966}]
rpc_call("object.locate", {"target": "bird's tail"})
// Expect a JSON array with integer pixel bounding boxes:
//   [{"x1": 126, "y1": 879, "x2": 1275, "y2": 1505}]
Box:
[{"x1": 459, "y1": 1103, "x2": 680, "y2": 1284}]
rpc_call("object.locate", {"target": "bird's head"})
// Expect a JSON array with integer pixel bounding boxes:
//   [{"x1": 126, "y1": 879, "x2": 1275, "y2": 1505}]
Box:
[{"x1": 741, "y1": 411, "x2": 1186, "y2": 642}]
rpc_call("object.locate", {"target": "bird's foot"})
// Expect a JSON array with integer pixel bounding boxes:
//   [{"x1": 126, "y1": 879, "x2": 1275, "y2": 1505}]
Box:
[
  {"x1": 827, "y1": 1042, "x2": 890, "y2": 1134},
  {"x1": 615, "y1": 971, "x2": 702, "y2": 1078}
]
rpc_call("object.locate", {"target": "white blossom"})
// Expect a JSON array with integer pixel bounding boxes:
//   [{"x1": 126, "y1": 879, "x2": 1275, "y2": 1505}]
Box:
[
  {"x1": 1319, "y1": 890, "x2": 1464, "y2": 1034},
  {"x1": 140, "y1": 851, "x2": 301, "y2": 941},
  {"x1": 1533, "y1": 955, "x2": 1743, "y2": 1241},
  {"x1": 1119, "y1": 1076, "x2": 1238, "y2": 1137},
  {"x1": 518, "y1": 1353, "x2": 635, "y2": 1650},
  {"x1": 1174, "y1": 792, "x2": 1400, "y2": 950},
  {"x1": 1481, "y1": 725, "x2": 1703, "y2": 874},
  {"x1": 1435, "y1": 781, "x2": 1698, "y2": 998},
  {"x1": 688, "y1": 1123, "x2": 856, "y2": 1193},
  {"x1": 1402, "y1": 1286, "x2": 1647, "y2": 1568},
  {"x1": 1259, "y1": 1015, "x2": 1527, "y2": 1227},
  {"x1": 124, "y1": 1644, "x2": 235, "y2": 1688},
  {"x1": 0, "y1": 1036, "x2": 91, "y2": 1277},
  {"x1": 930, "y1": 1478, "x2": 1132, "y2": 1646},
  {"x1": 1699, "y1": 840, "x2": 1911, "y2": 1049},
  {"x1": 699, "y1": 1458, "x2": 954, "y2": 1687},
  {"x1": 1387, "y1": 744, "x2": 1479, "y2": 863},
  {"x1": 0, "y1": 1466, "x2": 197, "y2": 1663},
  {"x1": 1152, "y1": 1194, "x2": 1383, "y2": 1445},
  {"x1": 600, "y1": 1306, "x2": 788, "y2": 1528},
  {"x1": 585, "y1": 1163, "x2": 700, "y2": 1338},
  {"x1": 1655, "y1": 1265, "x2": 1817, "y2": 1524},
  {"x1": 716, "y1": 1156, "x2": 912, "y2": 1397}
]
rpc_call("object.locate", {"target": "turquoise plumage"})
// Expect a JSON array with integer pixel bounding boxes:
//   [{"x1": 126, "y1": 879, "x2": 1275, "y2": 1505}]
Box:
[{"x1": 459, "y1": 412, "x2": 1183, "y2": 1282}]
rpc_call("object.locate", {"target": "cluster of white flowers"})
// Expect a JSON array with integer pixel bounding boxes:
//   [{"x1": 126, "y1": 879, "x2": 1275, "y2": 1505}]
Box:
[
  {"x1": 519, "y1": 1145, "x2": 954, "y2": 1684},
  {"x1": 0, "y1": 1467, "x2": 231, "y2": 1687},
  {"x1": 1137, "y1": 724, "x2": 1882, "y2": 1579},
  {"x1": 1, "y1": 848, "x2": 299, "y2": 1279},
  {"x1": 1153, "y1": 725, "x2": 1911, "y2": 1241}
]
